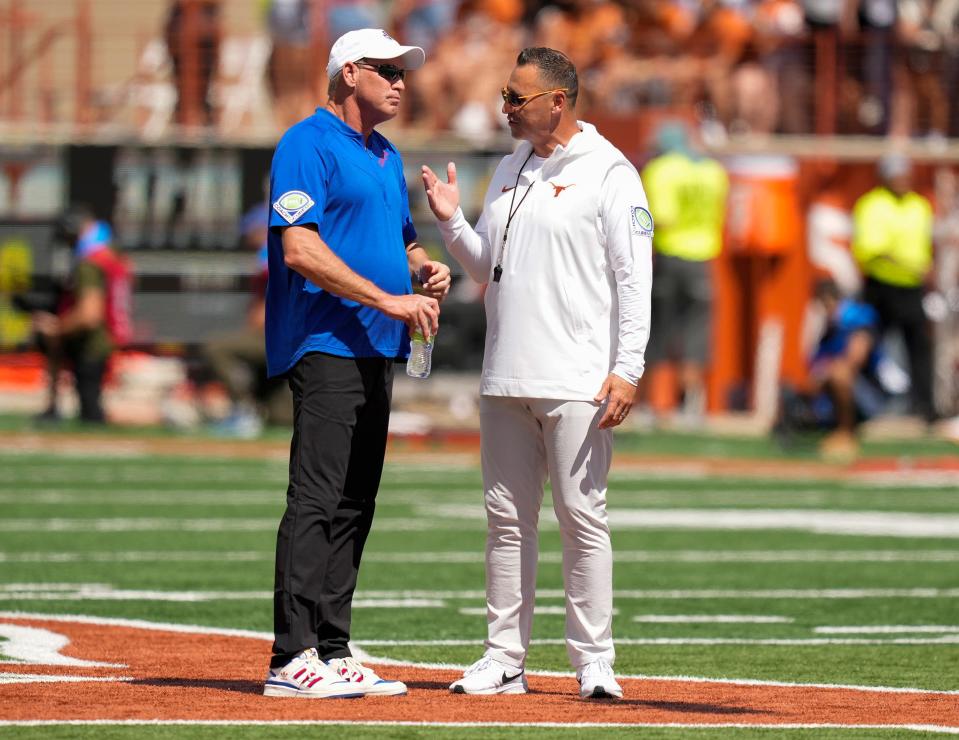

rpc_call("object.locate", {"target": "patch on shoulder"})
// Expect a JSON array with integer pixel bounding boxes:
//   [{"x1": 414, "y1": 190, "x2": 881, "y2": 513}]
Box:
[
  {"x1": 630, "y1": 206, "x2": 654, "y2": 237},
  {"x1": 272, "y1": 190, "x2": 315, "y2": 225}
]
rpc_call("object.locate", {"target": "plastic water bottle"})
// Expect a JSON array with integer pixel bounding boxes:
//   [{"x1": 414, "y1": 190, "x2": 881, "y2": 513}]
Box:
[{"x1": 406, "y1": 330, "x2": 433, "y2": 378}]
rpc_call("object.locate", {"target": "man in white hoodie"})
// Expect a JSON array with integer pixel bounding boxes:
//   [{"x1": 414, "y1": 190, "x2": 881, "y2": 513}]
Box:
[{"x1": 421, "y1": 47, "x2": 652, "y2": 700}]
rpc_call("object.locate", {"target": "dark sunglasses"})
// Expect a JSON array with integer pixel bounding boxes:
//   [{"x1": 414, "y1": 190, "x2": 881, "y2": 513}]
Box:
[
  {"x1": 355, "y1": 61, "x2": 406, "y2": 83},
  {"x1": 501, "y1": 86, "x2": 568, "y2": 109}
]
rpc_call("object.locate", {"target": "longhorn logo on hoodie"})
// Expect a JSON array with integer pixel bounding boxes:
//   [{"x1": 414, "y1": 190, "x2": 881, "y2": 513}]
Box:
[{"x1": 549, "y1": 182, "x2": 575, "y2": 198}]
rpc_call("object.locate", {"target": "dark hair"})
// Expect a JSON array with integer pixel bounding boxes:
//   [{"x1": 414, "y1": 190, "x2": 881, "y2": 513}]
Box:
[
  {"x1": 813, "y1": 277, "x2": 841, "y2": 302},
  {"x1": 516, "y1": 47, "x2": 578, "y2": 108},
  {"x1": 55, "y1": 203, "x2": 97, "y2": 244}
]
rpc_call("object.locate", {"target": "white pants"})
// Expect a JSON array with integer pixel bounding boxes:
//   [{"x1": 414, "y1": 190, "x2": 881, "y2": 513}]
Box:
[{"x1": 479, "y1": 395, "x2": 615, "y2": 671}]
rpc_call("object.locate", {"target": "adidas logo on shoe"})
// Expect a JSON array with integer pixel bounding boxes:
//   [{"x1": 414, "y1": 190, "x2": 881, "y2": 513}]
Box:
[
  {"x1": 326, "y1": 656, "x2": 408, "y2": 696},
  {"x1": 263, "y1": 648, "x2": 363, "y2": 698}
]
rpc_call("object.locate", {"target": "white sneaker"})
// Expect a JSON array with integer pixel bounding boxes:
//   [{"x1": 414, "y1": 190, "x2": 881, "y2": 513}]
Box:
[
  {"x1": 577, "y1": 659, "x2": 623, "y2": 699},
  {"x1": 450, "y1": 655, "x2": 528, "y2": 695},
  {"x1": 326, "y1": 656, "x2": 407, "y2": 696},
  {"x1": 263, "y1": 648, "x2": 363, "y2": 698}
]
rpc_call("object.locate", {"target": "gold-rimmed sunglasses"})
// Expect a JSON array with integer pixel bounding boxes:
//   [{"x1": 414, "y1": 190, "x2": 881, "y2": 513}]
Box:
[{"x1": 501, "y1": 86, "x2": 568, "y2": 110}]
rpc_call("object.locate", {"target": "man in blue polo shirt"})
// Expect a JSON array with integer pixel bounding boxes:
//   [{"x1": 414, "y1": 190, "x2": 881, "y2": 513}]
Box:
[{"x1": 263, "y1": 28, "x2": 450, "y2": 699}]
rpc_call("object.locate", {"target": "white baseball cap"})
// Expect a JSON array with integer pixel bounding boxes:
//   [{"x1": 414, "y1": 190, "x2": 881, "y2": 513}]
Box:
[{"x1": 326, "y1": 28, "x2": 425, "y2": 78}]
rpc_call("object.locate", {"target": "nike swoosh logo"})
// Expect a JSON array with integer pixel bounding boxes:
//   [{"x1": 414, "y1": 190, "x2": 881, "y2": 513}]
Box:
[
  {"x1": 501, "y1": 671, "x2": 524, "y2": 684},
  {"x1": 501, "y1": 186, "x2": 516, "y2": 193}
]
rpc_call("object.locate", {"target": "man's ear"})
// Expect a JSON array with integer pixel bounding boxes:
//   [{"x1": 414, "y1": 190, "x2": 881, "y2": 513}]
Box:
[{"x1": 341, "y1": 62, "x2": 360, "y2": 89}]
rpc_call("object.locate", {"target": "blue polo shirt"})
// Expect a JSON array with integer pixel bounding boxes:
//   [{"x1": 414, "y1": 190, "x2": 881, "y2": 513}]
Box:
[
  {"x1": 814, "y1": 300, "x2": 881, "y2": 374},
  {"x1": 265, "y1": 109, "x2": 416, "y2": 376}
]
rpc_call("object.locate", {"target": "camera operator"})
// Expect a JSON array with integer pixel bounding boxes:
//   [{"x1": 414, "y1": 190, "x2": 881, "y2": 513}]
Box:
[{"x1": 30, "y1": 206, "x2": 132, "y2": 423}]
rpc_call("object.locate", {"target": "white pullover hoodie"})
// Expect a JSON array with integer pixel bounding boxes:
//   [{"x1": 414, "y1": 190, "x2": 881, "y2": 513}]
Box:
[{"x1": 437, "y1": 121, "x2": 653, "y2": 401}]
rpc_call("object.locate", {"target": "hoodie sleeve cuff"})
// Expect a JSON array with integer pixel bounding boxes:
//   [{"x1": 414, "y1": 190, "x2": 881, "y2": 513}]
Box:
[
  {"x1": 436, "y1": 207, "x2": 468, "y2": 244},
  {"x1": 612, "y1": 366, "x2": 641, "y2": 387}
]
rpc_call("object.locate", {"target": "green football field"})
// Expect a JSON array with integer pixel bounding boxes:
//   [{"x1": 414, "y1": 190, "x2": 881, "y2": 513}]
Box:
[{"x1": 1, "y1": 427, "x2": 958, "y2": 738}]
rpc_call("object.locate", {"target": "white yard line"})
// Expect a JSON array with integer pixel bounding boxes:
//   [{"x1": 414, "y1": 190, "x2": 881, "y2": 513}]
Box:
[
  {"x1": 633, "y1": 615, "x2": 794, "y2": 624},
  {"x1": 2, "y1": 612, "x2": 958, "y2": 698},
  {"x1": 4, "y1": 549, "x2": 959, "y2": 564},
  {"x1": 0, "y1": 585, "x2": 443, "y2": 607},
  {"x1": 853, "y1": 472, "x2": 959, "y2": 488},
  {"x1": 0, "y1": 489, "x2": 476, "y2": 506},
  {"x1": 0, "y1": 720, "x2": 957, "y2": 733},
  {"x1": 458, "y1": 606, "x2": 620, "y2": 617},
  {"x1": 351, "y1": 588, "x2": 959, "y2": 599},
  {"x1": 0, "y1": 469, "x2": 285, "y2": 483},
  {"x1": 4, "y1": 594, "x2": 955, "y2": 642},
  {"x1": 0, "y1": 552, "x2": 273, "y2": 564},
  {"x1": 816, "y1": 626, "x2": 959, "y2": 634},
  {"x1": 0, "y1": 623, "x2": 123, "y2": 667},
  {"x1": 0, "y1": 518, "x2": 479, "y2": 532},
  {"x1": 0, "y1": 519, "x2": 281, "y2": 533},
  {"x1": 608, "y1": 489, "x2": 959, "y2": 504},
  {"x1": 351, "y1": 599, "x2": 446, "y2": 608},
  {"x1": 0, "y1": 674, "x2": 133, "y2": 685},
  {"x1": 0, "y1": 611, "x2": 274, "y2": 641},
  {"x1": 0, "y1": 589, "x2": 273, "y2": 602},
  {"x1": 7, "y1": 509, "x2": 959, "y2": 537},
  {"x1": 4, "y1": 584, "x2": 959, "y2": 601},
  {"x1": 0, "y1": 584, "x2": 106, "y2": 591},
  {"x1": 0, "y1": 491, "x2": 278, "y2": 506},
  {"x1": 426, "y1": 505, "x2": 959, "y2": 537},
  {"x1": 357, "y1": 636, "x2": 959, "y2": 646},
  {"x1": 607, "y1": 509, "x2": 959, "y2": 537}
]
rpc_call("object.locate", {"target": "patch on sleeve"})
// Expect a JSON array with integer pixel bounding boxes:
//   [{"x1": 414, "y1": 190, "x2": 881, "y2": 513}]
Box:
[
  {"x1": 272, "y1": 190, "x2": 315, "y2": 225},
  {"x1": 630, "y1": 206, "x2": 654, "y2": 236}
]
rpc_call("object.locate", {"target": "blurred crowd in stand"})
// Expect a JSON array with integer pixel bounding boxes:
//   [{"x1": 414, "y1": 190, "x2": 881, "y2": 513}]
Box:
[
  {"x1": 12, "y1": 1, "x2": 956, "y2": 441},
  {"x1": 159, "y1": 0, "x2": 959, "y2": 140},
  {"x1": 153, "y1": 1, "x2": 959, "y2": 443}
]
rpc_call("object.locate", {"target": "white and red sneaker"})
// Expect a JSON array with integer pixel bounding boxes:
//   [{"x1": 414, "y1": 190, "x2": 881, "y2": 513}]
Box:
[
  {"x1": 326, "y1": 656, "x2": 408, "y2": 696},
  {"x1": 263, "y1": 648, "x2": 363, "y2": 698}
]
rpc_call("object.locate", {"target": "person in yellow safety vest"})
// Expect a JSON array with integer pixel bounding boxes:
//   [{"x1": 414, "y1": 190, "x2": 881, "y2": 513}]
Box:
[
  {"x1": 851, "y1": 154, "x2": 936, "y2": 423},
  {"x1": 641, "y1": 122, "x2": 728, "y2": 420}
]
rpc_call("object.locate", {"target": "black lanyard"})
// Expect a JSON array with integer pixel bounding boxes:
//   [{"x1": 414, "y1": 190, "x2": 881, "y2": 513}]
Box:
[{"x1": 493, "y1": 149, "x2": 536, "y2": 283}]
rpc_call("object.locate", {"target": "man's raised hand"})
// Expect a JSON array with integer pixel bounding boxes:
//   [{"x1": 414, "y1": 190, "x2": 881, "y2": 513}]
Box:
[{"x1": 421, "y1": 162, "x2": 459, "y2": 222}]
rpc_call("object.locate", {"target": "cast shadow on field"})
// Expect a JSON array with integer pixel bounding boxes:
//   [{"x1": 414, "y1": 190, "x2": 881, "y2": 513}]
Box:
[
  {"x1": 531, "y1": 688, "x2": 770, "y2": 715},
  {"x1": 403, "y1": 679, "x2": 450, "y2": 691},
  {"x1": 618, "y1": 700, "x2": 769, "y2": 715},
  {"x1": 132, "y1": 678, "x2": 262, "y2": 695}
]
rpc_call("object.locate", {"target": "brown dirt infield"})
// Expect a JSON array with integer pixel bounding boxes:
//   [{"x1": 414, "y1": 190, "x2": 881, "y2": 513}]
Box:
[{"x1": 3, "y1": 616, "x2": 958, "y2": 728}]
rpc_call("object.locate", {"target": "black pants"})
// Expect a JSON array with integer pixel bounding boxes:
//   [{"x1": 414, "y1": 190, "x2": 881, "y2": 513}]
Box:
[
  {"x1": 74, "y1": 358, "x2": 107, "y2": 422},
  {"x1": 647, "y1": 254, "x2": 713, "y2": 365},
  {"x1": 862, "y1": 277, "x2": 934, "y2": 422},
  {"x1": 271, "y1": 352, "x2": 393, "y2": 666},
  {"x1": 41, "y1": 335, "x2": 107, "y2": 423}
]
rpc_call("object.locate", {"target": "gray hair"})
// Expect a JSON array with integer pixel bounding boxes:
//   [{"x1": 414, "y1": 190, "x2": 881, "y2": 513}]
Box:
[{"x1": 327, "y1": 70, "x2": 343, "y2": 99}]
